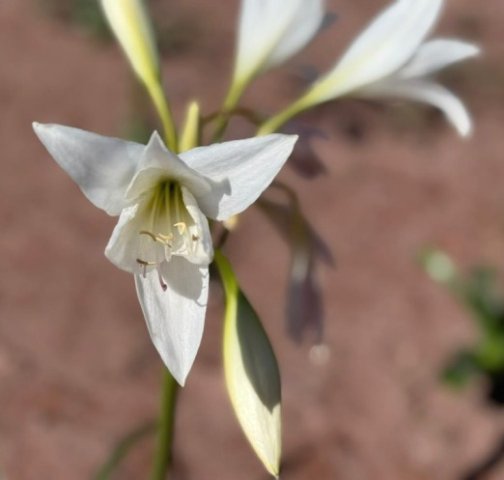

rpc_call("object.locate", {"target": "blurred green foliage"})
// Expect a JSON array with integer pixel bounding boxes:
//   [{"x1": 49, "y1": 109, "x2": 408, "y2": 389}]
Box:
[
  {"x1": 39, "y1": 0, "x2": 111, "y2": 40},
  {"x1": 38, "y1": 0, "x2": 200, "y2": 54},
  {"x1": 420, "y1": 249, "x2": 504, "y2": 404}
]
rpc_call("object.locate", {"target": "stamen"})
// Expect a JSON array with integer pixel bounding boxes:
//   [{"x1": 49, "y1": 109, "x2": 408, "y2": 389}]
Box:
[
  {"x1": 192, "y1": 234, "x2": 199, "y2": 242},
  {"x1": 173, "y1": 222, "x2": 187, "y2": 235},
  {"x1": 136, "y1": 258, "x2": 155, "y2": 278},
  {"x1": 157, "y1": 233, "x2": 174, "y2": 247},
  {"x1": 140, "y1": 230, "x2": 173, "y2": 247},
  {"x1": 139, "y1": 230, "x2": 158, "y2": 242}
]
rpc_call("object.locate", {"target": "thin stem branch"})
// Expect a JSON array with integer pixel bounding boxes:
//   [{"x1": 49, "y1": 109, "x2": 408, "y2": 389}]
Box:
[
  {"x1": 94, "y1": 421, "x2": 156, "y2": 480},
  {"x1": 150, "y1": 369, "x2": 179, "y2": 480},
  {"x1": 149, "y1": 81, "x2": 178, "y2": 152},
  {"x1": 256, "y1": 98, "x2": 307, "y2": 136},
  {"x1": 211, "y1": 80, "x2": 246, "y2": 142}
]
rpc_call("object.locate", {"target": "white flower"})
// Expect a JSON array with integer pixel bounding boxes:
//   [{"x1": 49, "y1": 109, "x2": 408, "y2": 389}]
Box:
[
  {"x1": 295, "y1": 0, "x2": 480, "y2": 137},
  {"x1": 33, "y1": 123, "x2": 297, "y2": 385},
  {"x1": 233, "y1": 0, "x2": 326, "y2": 89}
]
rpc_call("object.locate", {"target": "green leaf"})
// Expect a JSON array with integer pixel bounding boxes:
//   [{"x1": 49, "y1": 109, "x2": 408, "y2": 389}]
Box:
[
  {"x1": 464, "y1": 267, "x2": 504, "y2": 334},
  {"x1": 475, "y1": 334, "x2": 504, "y2": 372},
  {"x1": 442, "y1": 350, "x2": 479, "y2": 389},
  {"x1": 215, "y1": 251, "x2": 282, "y2": 478},
  {"x1": 418, "y1": 247, "x2": 458, "y2": 286},
  {"x1": 94, "y1": 421, "x2": 156, "y2": 480}
]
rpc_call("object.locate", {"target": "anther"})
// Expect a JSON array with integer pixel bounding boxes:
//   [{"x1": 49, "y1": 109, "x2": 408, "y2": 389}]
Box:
[
  {"x1": 139, "y1": 230, "x2": 158, "y2": 242},
  {"x1": 173, "y1": 222, "x2": 187, "y2": 235},
  {"x1": 157, "y1": 233, "x2": 174, "y2": 247},
  {"x1": 136, "y1": 258, "x2": 155, "y2": 278}
]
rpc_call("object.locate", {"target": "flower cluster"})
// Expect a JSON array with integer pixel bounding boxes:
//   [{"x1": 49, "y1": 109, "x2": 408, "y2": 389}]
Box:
[{"x1": 33, "y1": 0, "x2": 479, "y2": 475}]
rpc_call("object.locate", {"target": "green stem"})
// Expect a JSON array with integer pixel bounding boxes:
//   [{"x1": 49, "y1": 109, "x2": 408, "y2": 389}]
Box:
[
  {"x1": 211, "y1": 80, "x2": 247, "y2": 142},
  {"x1": 148, "y1": 80, "x2": 178, "y2": 152},
  {"x1": 150, "y1": 369, "x2": 179, "y2": 480},
  {"x1": 94, "y1": 421, "x2": 156, "y2": 480},
  {"x1": 256, "y1": 97, "x2": 308, "y2": 136}
]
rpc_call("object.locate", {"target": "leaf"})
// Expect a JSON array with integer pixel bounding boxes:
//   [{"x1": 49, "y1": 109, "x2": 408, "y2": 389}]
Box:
[
  {"x1": 93, "y1": 421, "x2": 156, "y2": 480},
  {"x1": 418, "y1": 247, "x2": 458, "y2": 287},
  {"x1": 215, "y1": 251, "x2": 282, "y2": 478},
  {"x1": 441, "y1": 350, "x2": 479, "y2": 389}
]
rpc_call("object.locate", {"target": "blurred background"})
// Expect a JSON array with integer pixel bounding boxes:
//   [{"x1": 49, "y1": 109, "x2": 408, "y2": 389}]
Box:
[{"x1": 1, "y1": 0, "x2": 504, "y2": 478}]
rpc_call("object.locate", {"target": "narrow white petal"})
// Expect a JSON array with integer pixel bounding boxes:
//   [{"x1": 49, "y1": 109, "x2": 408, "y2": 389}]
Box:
[
  {"x1": 135, "y1": 259, "x2": 209, "y2": 385},
  {"x1": 33, "y1": 123, "x2": 142, "y2": 215},
  {"x1": 181, "y1": 134, "x2": 298, "y2": 221},
  {"x1": 361, "y1": 78, "x2": 473, "y2": 137},
  {"x1": 105, "y1": 203, "x2": 145, "y2": 273},
  {"x1": 263, "y1": 0, "x2": 326, "y2": 70},
  {"x1": 307, "y1": 0, "x2": 444, "y2": 102},
  {"x1": 128, "y1": 132, "x2": 211, "y2": 201},
  {"x1": 100, "y1": 0, "x2": 160, "y2": 86},
  {"x1": 235, "y1": 0, "x2": 325, "y2": 81},
  {"x1": 399, "y1": 38, "x2": 481, "y2": 78}
]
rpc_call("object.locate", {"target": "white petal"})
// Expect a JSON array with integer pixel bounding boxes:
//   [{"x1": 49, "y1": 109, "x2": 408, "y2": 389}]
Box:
[
  {"x1": 105, "y1": 203, "x2": 145, "y2": 273},
  {"x1": 100, "y1": 0, "x2": 160, "y2": 86},
  {"x1": 181, "y1": 134, "x2": 298, "y2": 220},
  {"x1": 33, "y1": 123, "x2": 142, "y2": 215},
  {"x1": 235, "y1": 0, "x2": 325, "y2": 81},
  {"x1": 128, "y1": 131, "x2": 211, "y2": 201},
  {"x1": 307, "y1": 0, "x2": 444, "y2": 102},
  {"x1": 360, "y1": 78, "x2": 473, "y2": 137},
  {"x1": 399, "y1": 38, "x2": 481, "y2": 78},
  {"x1": 135, "y1": 259, "x2": 209, "y2": 385},
  {"x1": 180, "y1": 187, "x2": 214, "y2": 265}
]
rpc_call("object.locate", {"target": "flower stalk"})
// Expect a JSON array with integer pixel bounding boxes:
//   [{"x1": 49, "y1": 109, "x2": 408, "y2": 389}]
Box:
[
  {"x1": 149, "y1": 80, "x2": 178, "y2": 153},
  {"x1": 150, "y1": 369, "x2": 179, "y2": 480},
  {"x1": 257, "y1": 98, "x2": 308, "y2": 136}
]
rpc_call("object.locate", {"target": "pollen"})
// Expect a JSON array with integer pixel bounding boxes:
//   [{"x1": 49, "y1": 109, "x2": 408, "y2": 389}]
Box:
[{"x1": 173, "y1": 222, "x2": 187, "y2": 235}]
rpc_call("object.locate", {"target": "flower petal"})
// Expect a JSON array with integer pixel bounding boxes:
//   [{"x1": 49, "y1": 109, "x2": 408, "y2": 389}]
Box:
[
  {"x1": 100, "y1": 0, "x2": 160, "y2": 87},
  {"x1": 181, "y1": 134, "x2": 298, "y2": 221},
  {"x1": 135, "y1": 258, "x2": 209, "y2": 386},
  {"x1": 399, "y1": 38, "x2": 481, "y2": 78},
  {"x1": 361, "y1": 78, "x2": 473, "y2": 137},
  {"x1": 306, "y1": 0, "x2": 444, "y2": 103},
  {"x1": 180, "y1": 187, "x2": 214, "y2": 265},
  {"x1": 259, "y1": 0, "x2": 326, "y2": 71},
  {"x1": 33, "y1": 123, "x2": 142, "y2": 215},
  {"x1": 127, "y1": 131, "x2": 211, "y2": 201},
  {"x1": 105, "y1": 203, "x2": 145, "y2": 273},
  {"x1": 235, "y1": 0, "x2": 325, "y2": 82}
]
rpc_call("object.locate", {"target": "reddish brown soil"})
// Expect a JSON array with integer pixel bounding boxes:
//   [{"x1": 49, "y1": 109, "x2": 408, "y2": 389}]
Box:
[{"x1": 1, "y1": 1, "x2": 504, "y2": 479}]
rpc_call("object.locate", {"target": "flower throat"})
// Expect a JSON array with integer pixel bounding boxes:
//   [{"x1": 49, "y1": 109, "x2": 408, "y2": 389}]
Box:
[{"x1": 136, "y1": 180, "x2": 200, "y2": 287}]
